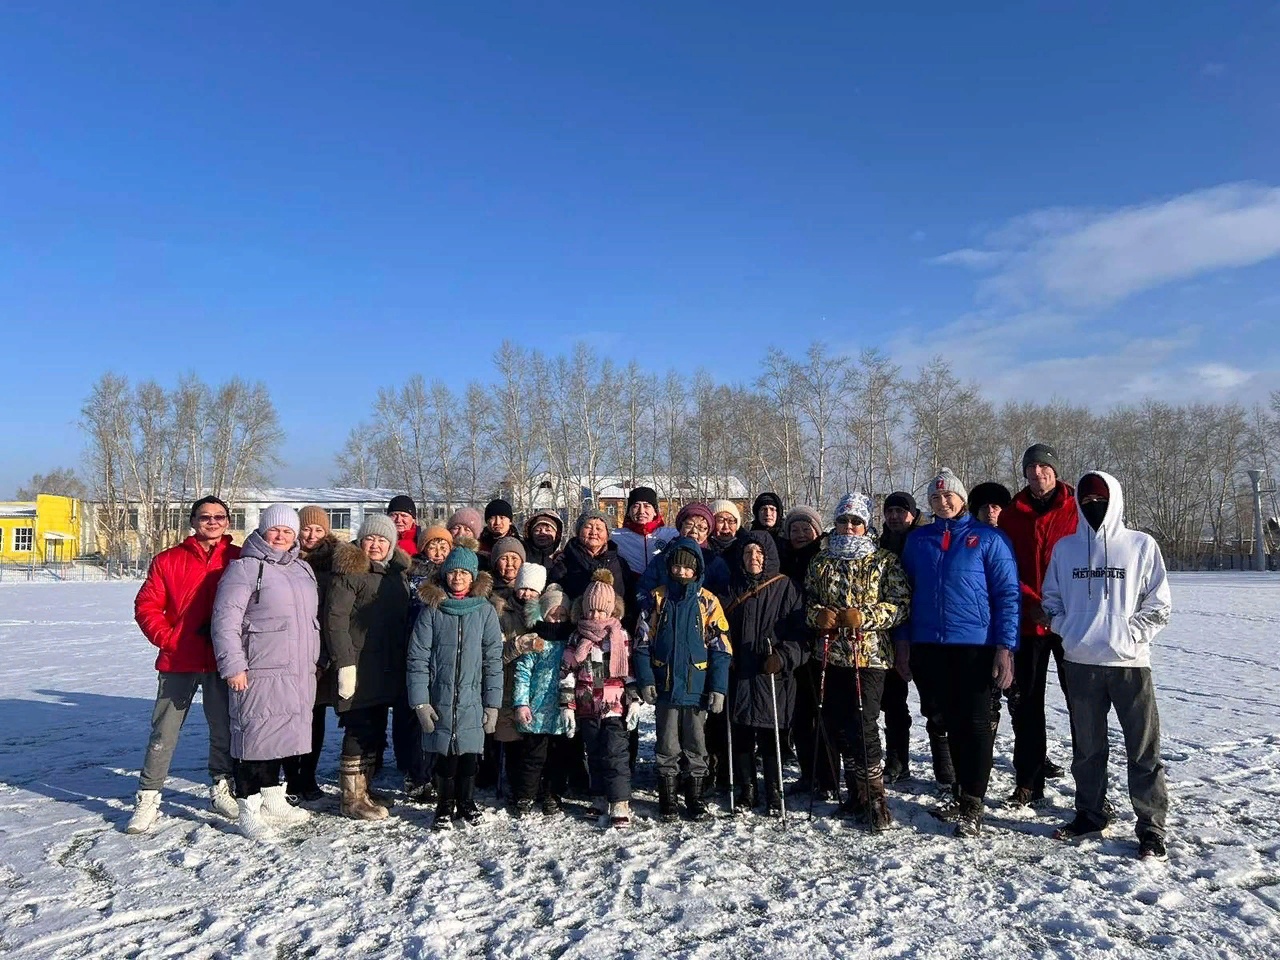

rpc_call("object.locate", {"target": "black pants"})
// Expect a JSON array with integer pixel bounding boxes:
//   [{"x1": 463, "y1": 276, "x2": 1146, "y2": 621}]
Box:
[
  {"x1": 509, "y1": 734, "x2": 550, "y2": 802},
  {"x1": 541, "y1": 734, "x2": 575, "y2": 800},
  {"x1": 340, "y1": 705, "x2": 389, "y2": 759},
  {"x1": 911, "y1": 645, "x2": 999, "y2": 799},
  {"x1": 732, "y1": 723, "x2": 785, "y2": 796},
  {"x1": 391, "y1": 697, "x2": 431, "y2": 782},
  {"x1": 233, "y1": 757, "x2": 286, "y2": 798},
  {"x1": 582, "y1": 717, "x2": 631, "y2": 802},
  {"x1": 705, "y1": 709, "x2": 730, "y2": 789},
  {"x1": 795, "y1": 659, "x2": 839, "y2": 792},
  {"x1": 1011, "y1": 635, "x2": 1069, "y2": 792},
  {"x1": 880, "y1": 668, "x2": 911, "y2": 764},
  {"x1": 825, "y1": 665, "x2": 886, "y2": 782},
  {"x1": 283, "y1": 705, "x2": 328, "y2": 789},
  {"x1": 435, "y1": 752, "x2": 479, "y2": 779}
]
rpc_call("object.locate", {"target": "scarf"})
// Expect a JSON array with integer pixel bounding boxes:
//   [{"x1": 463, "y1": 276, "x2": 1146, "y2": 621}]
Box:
[
  {"x1": 826, "y1": 533, "x2": 877, "y2": 561},
  {"x1": 569, "y1": 616, "x2": 629, "y2": 679},
  {"x1": 440, "y1": 594, "x2": 490, "y2": 615},
  {"x1": 624, "y1": 515, "x2": 666, "y2": 536}
]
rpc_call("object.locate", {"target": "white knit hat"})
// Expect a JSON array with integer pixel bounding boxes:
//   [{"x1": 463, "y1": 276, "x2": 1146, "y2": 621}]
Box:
[
  {"x1": 833, "y1": 493, "x2": 873, "y2": 525},
  {"x1": 515, "y1": 562, "x2": 547, "y2": 594},
  {"x1": 929, "y1": 468, "x2": 968, "y2": 502},
  {"x1": 258, "y1": 503, "x2": 300, "y2": 535},
  {"x1": 710, "y1": 499, "x2": 741, "y2": 523}
]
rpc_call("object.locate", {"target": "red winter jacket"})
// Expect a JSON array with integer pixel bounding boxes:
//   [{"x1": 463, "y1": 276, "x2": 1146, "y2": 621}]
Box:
[
  {"x1": 397, "y1": 524, "x2": 420, "y2": 558},
  {"x1": 998, "y1": 481, "x2": 1078, "y2": 639},
  {"x1": 134, "y1": 535, "x2": 242, "y2": 673}
]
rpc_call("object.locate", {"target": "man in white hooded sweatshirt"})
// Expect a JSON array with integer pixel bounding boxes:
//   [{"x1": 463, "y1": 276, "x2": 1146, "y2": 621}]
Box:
[{"x1": 1042, "y1": 471, "x2": 1172, "y2": 860}]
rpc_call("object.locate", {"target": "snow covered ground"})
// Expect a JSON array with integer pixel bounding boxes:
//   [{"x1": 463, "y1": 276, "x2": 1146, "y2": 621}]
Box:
[{"x1": 0, "y1": 573, "x2": 1277, "y2": 958}]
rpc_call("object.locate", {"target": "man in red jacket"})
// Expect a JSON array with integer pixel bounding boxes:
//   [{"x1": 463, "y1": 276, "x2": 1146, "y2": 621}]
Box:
[
  {"x1": 127, "y1": 496, "x2": 242, "y2": 834},
  {"x1": 998, "y1": 443, "x2": 1077, "y2": 807}
]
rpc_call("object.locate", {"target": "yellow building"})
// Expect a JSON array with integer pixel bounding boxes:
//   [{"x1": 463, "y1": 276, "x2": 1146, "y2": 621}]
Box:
[{"x1": 0, "y1": 495, "x2": 82, "y2": 565}]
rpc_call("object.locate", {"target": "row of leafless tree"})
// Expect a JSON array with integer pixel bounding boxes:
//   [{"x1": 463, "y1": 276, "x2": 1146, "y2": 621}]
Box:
[
  {"x1": 334, "y1": 341, "x2": 1280, "y2": 566},
  {"x1": 79, "y1": 373, "x2": 282, "y2": 557}
]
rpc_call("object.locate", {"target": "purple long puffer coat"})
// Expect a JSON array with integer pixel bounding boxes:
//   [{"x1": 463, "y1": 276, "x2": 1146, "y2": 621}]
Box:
[{"x1": 211, "y1": 530, "x2": 320, "y2": 761}]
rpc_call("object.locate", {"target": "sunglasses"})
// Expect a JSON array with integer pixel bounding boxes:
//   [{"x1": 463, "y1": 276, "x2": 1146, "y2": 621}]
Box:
[{"x1": 195, "y1": 514, "x2": 229, "y2": 523}]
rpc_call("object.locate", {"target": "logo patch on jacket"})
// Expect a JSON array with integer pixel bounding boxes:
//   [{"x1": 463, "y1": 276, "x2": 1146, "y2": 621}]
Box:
[{"x1": 966, "y1": 535, "x2": 979, "y2": 548}]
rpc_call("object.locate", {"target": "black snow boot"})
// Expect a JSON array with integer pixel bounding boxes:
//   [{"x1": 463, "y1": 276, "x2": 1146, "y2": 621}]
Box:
[
  {"x1": 954, "y1": 794, "x2": 984, "y2": 838},
  {"x1": 929, "y1": 732, "x2": 955, "y2": 788},
  {"x1": 685, "y1": 776, "x2": 710, "y2": 822},
  {"x1": 658, "y1": 774, "x2": 681, "y2": 823},
  {"x1": 432, "y1": 778, "x2": 456, "y2": 831},
  {"x1": 454, "y1": 775, "x2": 484, "y2": 826},
  {"x1": 734, "y1": 780, "x2": 758, "y2": 814},
  {"x1": 883, "y1": 727, "x2": 911, "y2": 784}
]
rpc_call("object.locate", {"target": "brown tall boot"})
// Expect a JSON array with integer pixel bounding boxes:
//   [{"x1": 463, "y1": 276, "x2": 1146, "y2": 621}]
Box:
[
  {"x1": 868, "y1": 774, "x2": 893, "y2": 833},
  {"x1": 340, "y1": 756, "x2": 389, "y2": 821}
]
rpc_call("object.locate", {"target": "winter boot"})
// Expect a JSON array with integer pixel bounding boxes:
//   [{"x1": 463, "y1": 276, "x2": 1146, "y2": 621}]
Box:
[
  {"x1": 1138, "y1": 831, "x2": 1168, "y2": 861},
  {"x1": 685, "y1": 776, "x2": 710, "y2": 822},
  {"x1": 260, "y1": 784, "x2": 311, "y2": 827},
  {"x1": 126, "y1": 789, "x2": 162, "y2": 835},
  {"x1": 287, "y1": 755, "x2": 324, "y2": 802},
  {"x1": 432, "y1": 778, "x2": 456, "y2": 831},
  {"x1": 734, "y1": 780, "x2": 758, "y2": 815},
  {"x1": 930, "y1": 782, "x2": 962, "y2": 823},
  {"x1": 657, "y1": 774, "x2": 681, "y2": 822},
  {"x1": 765, "y1": 784, "x2": 784, "y2": 817},
  {"x1": 954, "y1": 794, "x2": 984, "y2": 838},
  {"x1": 1043, "y1": 758, "x2": 1066, "y2": 780},
  {"x1": 403, "y1": 776, "x2": 436, "y2": 803},
  {"x1": 236, "y1": 794, "x2": 277, "y2": 842},
  {"x1": 1052, "y1": 813, "x2": 1107, "y2": 841},
  {"x1": 1004, "y1": 785, "x2": 1045, "y2": 809},
  {"x1": 839, "y1": 767, "x2": 869, "y2": 820},
  {"x1": 928, "y1": 732, "x2": 955, "y2": 789},
  {"x1": 883, "y1": 727, "x2": 911, "y2": 784},
  {"x1": 340, "y1": 756, "x2": 389, "y2": 821},
  {"x1": 868, "y1": 775, "x2": 892, "y2": 833},
  {"x1": 362, "y1": 753, "x2": 396, "y2": 808},
  {"x1": 210, "y1": 778, "x2": 240, "y2": 819},
  {"x1": 608, "y1": 801, "x2": 632, "y2": 829},
  {"x1": 541, "y1": 794, "x2": 562, "y2": 816},
  {"x1": 454, "y1": 774, "x2": 484, "y2": 826},
  {"x1": 511, "y1": 798, "x2": 535, "y2": 819}
]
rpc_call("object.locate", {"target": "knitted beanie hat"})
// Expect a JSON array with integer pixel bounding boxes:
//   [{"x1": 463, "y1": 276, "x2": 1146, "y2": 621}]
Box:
[
  {"x1": 420, "y1": 524, "x2": 453, "y2": 548},
  {"x1": 358, "y1": 513, "x2": 398, "y2": 545},
  {"x1": 440, "y1": 540, "x2": 480, "y2": 577},
  {"x1": 882, "y1": 491, "x2": 918, "y2": 516},
  {"x1": 783, "y1": 506, "x2": 825, "y2": 540},
  {"x1": 626, "y1": 486, "x2": 660, "y2": 512},
  {"x1": 514, "y1": 562, "x2": 547, "y2": 594},
  {"x1": 1021, "y1": 443, "x2": 1060, "y2": 477},
  {"x1": 484, "y1": 498, "x2": 514, "y2": 521},
  {"x1": 258, "y1": 503, "x2": 300, "y2": 536},
  {"x1": 710, "y1": 499, "x2": 741, "y2": 523},
  {"x1": 833, "y1": 493, "x2": 873, "y2": 526},
  {"x1": 540, "y1": 583, "x2": 567, "y2": 617},
  {"x1": 387, "y1": 495, "x2": 417, "y2": 518},
  {"x1": 1077, "y1": 473, "x2": 1109, "y2": 500},
  {"x1": 298, "y1": 505, "x2": 330, "y2": 534},
  {"x1": 668, "y1": 546, "x2": 701, "y2": 573},
  {"x1": 575, "y1": 507, "x2": 612, "y2": 536},
  {"x1": 491, "y1": 536, "x2": 526, "y2": 564},
  {"x1": 675, "y1": 502, "x2": 715, "y2": 533},
  {"x1": 582, "y1": 569, "x2": 616, "y2": 618},
  {"x1": 448, "y1": 507, "x2": 484, "y2": 536},
  {"x1": 930, "y1": 468, "x2": 968, "y2": 502}
]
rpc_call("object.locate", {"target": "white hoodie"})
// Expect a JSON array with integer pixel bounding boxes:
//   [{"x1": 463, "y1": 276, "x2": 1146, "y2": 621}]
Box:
[{"x1": 1042, "y1": 471, "x2": 1172, "y2": 668}]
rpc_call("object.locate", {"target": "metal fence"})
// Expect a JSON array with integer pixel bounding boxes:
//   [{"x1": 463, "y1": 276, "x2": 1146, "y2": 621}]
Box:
[{"x1": 0, "y1": 559, "x2": 149, "y2": 583}]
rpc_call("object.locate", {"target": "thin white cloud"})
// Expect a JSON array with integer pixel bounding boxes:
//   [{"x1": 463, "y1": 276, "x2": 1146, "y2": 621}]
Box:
[
  {"x1": 935, "y1": 183, "x2": 1280, "y2": 309},
  {"x1": 1193, "y1": 362, "x2": 1253, "y2": 391}
]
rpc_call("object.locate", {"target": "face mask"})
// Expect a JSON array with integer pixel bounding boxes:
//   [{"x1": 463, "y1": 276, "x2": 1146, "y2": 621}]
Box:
[{"x1": 1082, "y1": 500, "x2": 1109, "y2": 530}]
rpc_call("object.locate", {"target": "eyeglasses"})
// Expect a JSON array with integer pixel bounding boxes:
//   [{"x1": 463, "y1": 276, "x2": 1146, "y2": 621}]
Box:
[{"x1": 195, "y1": 514, "x2": 229, "y2": 523}]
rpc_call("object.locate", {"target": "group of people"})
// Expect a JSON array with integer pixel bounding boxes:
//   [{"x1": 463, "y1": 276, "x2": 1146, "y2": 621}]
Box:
[{"x1": 125, "y1": 443, "x2": 1172, "y2": 859}]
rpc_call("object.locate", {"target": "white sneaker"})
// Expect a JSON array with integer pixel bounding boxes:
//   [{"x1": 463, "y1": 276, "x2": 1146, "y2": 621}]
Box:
[
  {"x1": 125, "y1": 789, "x2": 162, "y2": 834},
  {"x1": 260, "y1": 785, "x2": 311, "y2": 827},
  {"x1": 236, "y1": 795, "x2": 277, "y2": 842},
  {"x1": 210, "y1": 778, "x2": 240, "y2": 820}
]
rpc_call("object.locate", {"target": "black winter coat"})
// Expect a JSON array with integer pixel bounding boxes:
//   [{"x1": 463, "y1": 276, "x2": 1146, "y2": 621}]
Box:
[
  {"x1": 546, "y1": 537, "x2": 631, "y2": 603},
  {"x1": 301, "y1": 534, "x2": 341, "y2": 706},
  {"x1": 723, "y1": 532, "x2": 807, "y2": 729},
  {"x1": 325, "y1": 544, "x2": 413, "y2": 712}
]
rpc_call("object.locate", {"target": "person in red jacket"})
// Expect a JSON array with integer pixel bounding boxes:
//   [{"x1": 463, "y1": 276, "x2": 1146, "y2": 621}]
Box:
[
  {"x1": 997, "y1": 443, "x2": 1077, "y2": 807},
  {"x1": 127, "y1": 496, "x2": 242, "y2": 834},
  {"x1": 388, "y1": 495, "x2": 420, "y2": 557}
]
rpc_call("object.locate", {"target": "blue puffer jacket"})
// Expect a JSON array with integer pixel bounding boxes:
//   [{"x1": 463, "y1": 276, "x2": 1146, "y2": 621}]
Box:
[
  {"x1": 900, "y1": 512, "x2": 1020, "y2": 651},
  {"x1": 511, "y1": 638, "x2": 569, "y2": 736}
]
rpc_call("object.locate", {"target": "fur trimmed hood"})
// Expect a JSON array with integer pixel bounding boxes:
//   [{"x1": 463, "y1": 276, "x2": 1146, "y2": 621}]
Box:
[
  {"x1": 300, "y1": 533, "x2": 341, "y2": 573},
  {"x1": 417, "y1": 569, "x2": 494, "y2": 609},
  {"x1": 332, "y1": 541, "x2": 413, "y2": 577}
]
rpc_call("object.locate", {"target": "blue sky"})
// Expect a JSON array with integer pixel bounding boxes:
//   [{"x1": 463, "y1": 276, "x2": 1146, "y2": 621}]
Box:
[{"x1": 2, "y1": 2, "x2": 1278, "y2": 495}]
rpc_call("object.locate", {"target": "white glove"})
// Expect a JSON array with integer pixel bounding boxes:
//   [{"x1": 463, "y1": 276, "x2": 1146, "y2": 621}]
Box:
[
  {"x1": 414, "y1": 703, "x2": 438, "y2": 734},
  {"x1": 337, "y1": 665, "x2": 357, "y2": 700},
  {"x1": 625, "y1": 698, "x2": 642, "y2": 732},
  {"x1": 561, "y1": 707, "x2": 577, "y2": 738},
  {"x1": 708, "y1": 692, "x2": 725, "y2": 714},
  {"x1": 483, "y1": 707, "x2": 499, "y2": 735}
]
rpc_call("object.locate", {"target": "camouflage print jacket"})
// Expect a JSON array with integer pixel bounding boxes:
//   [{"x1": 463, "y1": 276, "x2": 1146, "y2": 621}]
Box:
[{"x1": 804, "y1": 548, "x2": 910, "y2": 669}]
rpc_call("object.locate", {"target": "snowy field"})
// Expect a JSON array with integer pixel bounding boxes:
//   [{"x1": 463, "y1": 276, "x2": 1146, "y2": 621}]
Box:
[{"x1": 0, "y1": 574, "x2": 1277, "y2": 959}]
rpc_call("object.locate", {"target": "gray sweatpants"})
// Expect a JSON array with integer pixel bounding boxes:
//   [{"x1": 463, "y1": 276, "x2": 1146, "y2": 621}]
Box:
[
  {"x1": 1062, "y1": 661, "x2": 1168, "y2": 838},
  {"x1": 138, "y1": 672, "x2": 233, "y2": 790},
  {"x1": 655, "y1": 704, "x2": 709, "y2": 779}
]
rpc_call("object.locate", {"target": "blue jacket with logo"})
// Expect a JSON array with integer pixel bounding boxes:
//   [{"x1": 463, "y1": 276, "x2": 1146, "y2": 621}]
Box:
[{"x1": 900, "y1": 512, "x2": 1020, "y2": 651}]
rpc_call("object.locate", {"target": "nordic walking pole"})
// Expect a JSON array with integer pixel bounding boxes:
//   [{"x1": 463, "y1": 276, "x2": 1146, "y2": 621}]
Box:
[
  {"x1": 808, "y1": 632, "x2": 833, "y2": 819},
  {"x1": 768, "y1": 639, "x2": 787, "y2": 826},
  {"x1": 726, "y1": 690, "x2": 736, "y2": 814}
]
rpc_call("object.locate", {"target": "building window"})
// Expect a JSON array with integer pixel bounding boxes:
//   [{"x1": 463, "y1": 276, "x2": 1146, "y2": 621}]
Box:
[
  {"x1": 326, "y1": 509, "x2": 352, "y2": 530},
  {"x1": 433, "y1": 506, "x2": 445, "y2": 519},
  {"x1": 168, "y1": 508, "x2": 186, "y2": 531},
  {"x1": 229, "y1": 509, "x2": 246, "y2": 532},
  {"x1": 14, "y1": 527, "x2": 34, "y2": 552},
  {"x1": 127, "y1": 509, "x2": 140, "y2": 532}
]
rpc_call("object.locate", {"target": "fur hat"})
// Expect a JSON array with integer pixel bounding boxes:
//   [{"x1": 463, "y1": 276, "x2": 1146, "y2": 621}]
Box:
[
  {"x1": 626, "y1": 486, "x2": 660, "y2": 512},
  {"x1": 1022, "y1": 443, "x2": 1060, "y2": 478},
  {"x1": 575, "y1": 507, "x2": 612, "y2": 536},
  {"x1": 929, "y1": 468, "x2": 967, "y2": 502},
  {"x1": 484, "y1": 498, "x2": 514, "y2": 521},
  {"x1": 358, "y1": 513, "x2": 398, "y2": 545},
  {"x1": 298, "y1": 505, "x2": 331, "y2": 533},
  {"x1": 711, "y1": 499, "x2": 741, "y2": 523},
  {"x1": 783, "y1": 506, "x2": 824, "y2": 540},
  {"x1": 969, "y1": 482, "x2": 1012, "y2": 513},
  {"x1": 258, "y1": 503, "x2": 300, "y2": 536},
  {"x1": 882, "y1": 491, "x2": 918, "y2": 517},
  {"x1": 675, "y1": 502, "x2": 715, "y2": 534},
  {"x1": 448, "y1": 507, "x2": 484, "y2": 536},
  {"x1": 387, "y1": 495, "x2": 417, "y2": 518},
  {"x1": 582, "y1": 569, "x2": 617, "y2": 619},
  {"x1": 490, "y1": 536, "x2": 526, "y2": 564},
  {"x1": 440, "y1": 536, "x2": 481, "y2": 577},
  {"x1": 833, "y1": 493, "x2": 873, "y2": 526},
  {"x1": 514, "y1": 562, "x2": 547, "y2": 594}
]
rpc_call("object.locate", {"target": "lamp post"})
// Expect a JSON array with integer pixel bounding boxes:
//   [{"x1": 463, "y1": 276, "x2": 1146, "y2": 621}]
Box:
[{"x1": 1247, "y1": 469, "x2": 1268, "y2": 572}]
